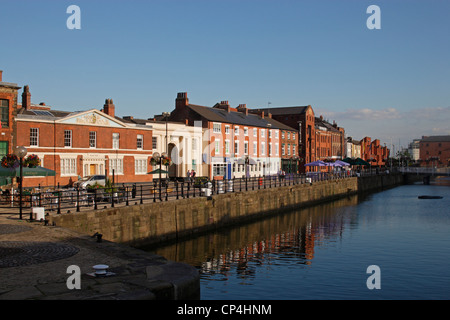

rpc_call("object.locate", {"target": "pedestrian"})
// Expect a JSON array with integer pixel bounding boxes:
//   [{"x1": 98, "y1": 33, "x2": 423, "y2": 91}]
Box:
[{"x1": 192, "y1": 170, "x2": 196, "y2": 179}]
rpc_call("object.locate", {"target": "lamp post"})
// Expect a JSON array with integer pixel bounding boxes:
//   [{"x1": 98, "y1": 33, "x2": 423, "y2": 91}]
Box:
[
  {"x1": 152, "y1": 152, "x2": 168, "y2": 201},
  {"x1": 267, "y1": 123, "x2": 271, "y2": 177},
  {"x1": 14, "y1": 146, "x2": 28, "y2": 220},
  {"x1": 162, "y1": 112, "x2": 170, "y2": 178}
]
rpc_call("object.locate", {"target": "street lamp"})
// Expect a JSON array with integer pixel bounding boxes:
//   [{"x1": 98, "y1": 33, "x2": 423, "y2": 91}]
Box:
[
  {"x1": 14, "y1": 146, "x2": 28, "y2": 220},
  {"x1": 162, "y1": 112, "x2": 171, "y2": 179},
  {"x1": 152, "y1": 151, "x2": 168, "y2": 201},
  {"x1": 267, "y1": 123, "x2": 271, "y2": 177}
]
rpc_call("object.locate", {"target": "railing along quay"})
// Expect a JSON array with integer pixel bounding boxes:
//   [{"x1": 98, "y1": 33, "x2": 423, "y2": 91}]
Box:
[{"x1": 0, "y1": 168, "x2": 396, "y2": 217}]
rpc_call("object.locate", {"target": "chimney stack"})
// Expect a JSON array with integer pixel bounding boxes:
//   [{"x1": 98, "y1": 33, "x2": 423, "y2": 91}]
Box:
[
  {"x1": 0, "y1": 70, "x2": 3, "y2": 82},
  {"x1": 237, "y1": 104, "x2": 248, "y2": 115},
  {"x1": 103, "y1": 99, "x2": 115, "y2": 117},
  {"x1": 22, "y1": 85, "x2": 31, "y2": 110},
  {"x1": 176, "y1": 92, "x2": 189, "y2": 109}
]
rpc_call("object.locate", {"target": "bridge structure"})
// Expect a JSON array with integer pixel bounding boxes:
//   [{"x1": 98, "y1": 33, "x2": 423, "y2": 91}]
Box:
[
  {"x1": 399, "y1": 167, "x2": 450, "y2": 185},
  {"x1": 398, "y1": 167, "x2": 450, "y2": 176}
]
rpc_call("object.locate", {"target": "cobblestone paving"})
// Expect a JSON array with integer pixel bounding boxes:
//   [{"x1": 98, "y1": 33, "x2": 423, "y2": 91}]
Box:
[
  {"x1": 0, "y1": 224, "x2": 32, "y2": 235},
  {"x1": 0, "y1": 241, "x2": 80, "y2": 268}
]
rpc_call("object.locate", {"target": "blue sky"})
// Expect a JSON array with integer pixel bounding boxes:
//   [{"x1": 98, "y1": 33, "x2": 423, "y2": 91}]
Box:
[{"x1": 1, "y1": 0, "x2": 449, "y2": 150}]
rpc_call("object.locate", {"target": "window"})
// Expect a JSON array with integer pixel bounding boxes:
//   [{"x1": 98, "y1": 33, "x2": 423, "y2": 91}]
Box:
[
  {"x1": 244, "y1": 127, "x2": 248, "y2": 136},
  {"x1": 61, "y1": 158, "x2": 77, "y2": 176},
  {"x1": 225, "y1": 125, "x2": 230, "y2": 134},
  {"x1": 213, "y1": 164, "x2": 226, "y2": 177},
  {"x1": 152, "y1": 137, "x2": 158, "y2": 149},
  {"x1": 288, "y1": 132, "x2": 290, "y2": 140},
  {"x1": 276, "y1": 143, "x2": 279, "y2": 155},
  {"x1": 112, "y1": 133, "x2": 120, "y2": 149},
  {"x1": 253, "y1": 128, "x2": 257, "y2": 137},
  {"x1": 137, "y1": 135, "x2": 143, "y2": 149},
  {"x1": 89, "y1": 132, "x2": 96, "y2": 148},
  {"x1": 30, "y1": 128, "x2": 39, "y2": 146},
  {"x1": 288, "y1": 144, "x2": 291, "y2": 156},
  {"x1": 225, "y1": 140, "x2": 230, "y2": 154},
  {"x1": 64, "y1": 130, "x2": 72, "y2": 147},
  {"x1": 275, "y1": 130, "x2": 279, "y2": 139},
  {"x1": 261, "y1": 142, "x2": 265, "y2": 155},
  {"x1": 0, "y1": 141, "x2": 8, "y2": 158},
  {"x1": 282, "y1": 144, "x2": 285, "y2": 155},
  {"x1": 0, "y1": 99, "x2": 9, "y2": 128},
  {"x1": 235, "y1": 126, "x2": 239, "y2": 135},
  {"x1": 293, "y1": 145, "x2": 296, "y2": 155},
  {"x1": 269, "y1": 143, "x2": 272, "y2": 156},
  {"x1": 135, "y1": 158, "x2": 148, "y2": 174},
  {"x1": 109, "y1": 158, "x2": 123, "y2": 174},
  {"x1": 253, "y1": 141, "x2": 257, "y2": 155},
  {"x1": 269, "y1": 130, "x2": 272, "y2": 138},
  {"x1": 234, "y1": 141, "x2": 239, "y2": 155},
  {"x1": 213, "y1": 123, "x2": 221, "y2": 133},
  {"x1": 244, "y1": 141, "x2": 248, "y2": 155},
  {"x1": 261, "y1": 129, "x2": 265, "y2": 138},
  {"x1": 215, "y1": 140, "x2": 220, "y2": 154},
  {"x1": 282, "y1": 131, "x2": 285, "y2": 139}
]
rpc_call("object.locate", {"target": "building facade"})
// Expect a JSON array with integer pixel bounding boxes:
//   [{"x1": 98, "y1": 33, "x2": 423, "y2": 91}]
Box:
[
  {"x1": 168, "y1": 93, "x2": 298, "y2": 179},
  {"x1": 15, "y1": 91, "x2": 154, "y2": 187},
  {"x1": 419, "y1": 135, "x2": 450, "y2": 167},
  {"x1": 122, "y1": 116, "x2": 204, "y2": 179},
  {"x1": 249, "y1": 105, "x2": 316, "y2": 171}
]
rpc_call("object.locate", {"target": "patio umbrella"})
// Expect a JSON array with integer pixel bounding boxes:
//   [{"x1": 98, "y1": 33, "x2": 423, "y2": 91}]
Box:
[
  {"x1": 334, "y1": 160, "x2": 351, "y2": 167},
  {"x1": 0, "y1": 166, "x2": 56, "y2": 177},
  {"x1": 354, "y1": 158, "x2": 370, "y2": 166},
  {"x1": 147, "y1": 168, "x2": 169, "y2": 174},
  {"x1": 342, "y1": 157, "x2": 356, "y2": 165},
  {"x1": 304, "y1": 160, "x2": 327, "y2": 166}
]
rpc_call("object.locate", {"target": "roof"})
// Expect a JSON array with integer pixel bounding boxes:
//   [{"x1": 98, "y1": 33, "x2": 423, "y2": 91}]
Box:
[
  {"x1": 0, "y1": 81, "x2": 21, "y2": 90},
  {"x1": 421, "y1": 135, "x2": 450, "y2": 142},
  {"x1": 251, "y1": 106, "x2": 309, "y2": 116},
  {"x1": 187, "y1": 104, "x2": 297, "y2": 131},
  {"x1": 17, "y1": 107, "x2": 72, "y2": 120}
]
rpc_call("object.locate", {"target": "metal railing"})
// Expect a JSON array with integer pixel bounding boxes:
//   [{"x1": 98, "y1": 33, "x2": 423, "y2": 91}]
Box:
[{"x1": 0, "y1": 167, "x2": 398, "y2": 216}]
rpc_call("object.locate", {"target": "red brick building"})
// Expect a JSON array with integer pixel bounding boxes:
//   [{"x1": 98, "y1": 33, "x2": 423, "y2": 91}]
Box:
[
  {"x1": 15, "y1": 87, "x2": 154, "y2": 187},
  {"x1": 314, "y1": 115, "x2": 346, "y2": 164},
  {"x1": 419, "y1": 135, "x2": 450, "y2": 167},
  {"x1": 168, "y1": 93, "x2": 298, "y2": 179},
  {"x1": 360, "y1": 137, "x2": 389, "y2": 166},
  {"x1": 249, "y1": 105, "x2": 316, "y2": 172}
]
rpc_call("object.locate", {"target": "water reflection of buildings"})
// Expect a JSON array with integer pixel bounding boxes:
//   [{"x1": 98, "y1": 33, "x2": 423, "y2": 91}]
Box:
[
  {"x1": 149, "y1": 196, "x2": 359, "y2": 280},
  {"x1": 201, "y1": 227, "x2": 316, "y2": 277}
]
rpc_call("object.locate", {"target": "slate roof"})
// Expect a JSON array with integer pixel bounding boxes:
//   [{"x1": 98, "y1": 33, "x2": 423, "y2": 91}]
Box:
[
  {"x1": 251, "y1": 106, "x2": 309, "y2": 115},
  {"x1": 187, "y1": 104, "x2": 296, "y2": 131},
  {"x1": 421, "y1": 135, "x2": 450, "y2": 142}
]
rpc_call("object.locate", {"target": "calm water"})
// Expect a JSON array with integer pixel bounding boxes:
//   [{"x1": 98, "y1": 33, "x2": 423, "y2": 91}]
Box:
[{"x1": 147, "y1": 178, "x2": 450, "y2": 300}]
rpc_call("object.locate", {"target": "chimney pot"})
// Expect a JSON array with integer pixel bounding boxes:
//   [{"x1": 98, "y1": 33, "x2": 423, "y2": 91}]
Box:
[
  {"x1": 176, "y1": 92, "x2": 189, "y2": 109},
  {"x1": 103, "y1": 98, "x2": 115, "y2": 117},
  {"x1": 0, "y1": 70, "x2": 3, "y2": 82},
  {"x1": 22, "y1": 85, "x2": 31, "y2": 110}
]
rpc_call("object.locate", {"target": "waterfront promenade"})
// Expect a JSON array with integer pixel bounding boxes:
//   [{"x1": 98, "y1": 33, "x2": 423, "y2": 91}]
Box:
[
  {"x1": 0, "y1": 170, "x2": 419, "y2": 300},
  {"x1": 0, "y1": 213, "x2": 200, "y2": 300}
]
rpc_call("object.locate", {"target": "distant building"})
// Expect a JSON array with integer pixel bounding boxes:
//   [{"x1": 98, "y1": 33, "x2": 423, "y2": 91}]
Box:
[
  {"x1": 407, "y1": 139, "x2": 420, "y2": 162},
  {"x1": 360, "y1": 137, "x2": 389, "y2": 166},
  {"x1": 419, "y1": 135, "x2": 450, "y2": 167},
  {"x1": 314, "y1": 115, "x2": 346, "y2": 164}
]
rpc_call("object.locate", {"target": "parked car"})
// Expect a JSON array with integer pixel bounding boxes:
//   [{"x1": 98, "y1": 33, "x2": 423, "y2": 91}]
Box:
[{"x1": 73, "y1": 175, "x2": 106, "y2": 189}]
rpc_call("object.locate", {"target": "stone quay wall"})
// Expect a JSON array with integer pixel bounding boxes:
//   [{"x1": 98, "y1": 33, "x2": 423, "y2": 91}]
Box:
[{"x1": 48, "y1": 174, "x2": 408, "y2": 247}]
